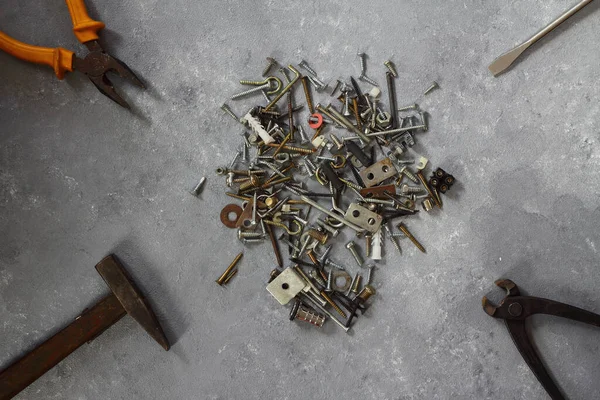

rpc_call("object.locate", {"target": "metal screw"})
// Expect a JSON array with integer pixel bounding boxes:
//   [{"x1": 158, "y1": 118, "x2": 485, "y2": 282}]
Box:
[
  {"x1": 345, "y1": 241, "x2": 364, "y2": 267},
  {"x1": 242, "y1": 237, "x2": 265, "y2": 244},
  {"x1": 424, "y1": 81, "x2": 439, "y2": 95},
  {"x1": 329, "y1": 134, "x2": 344, "y2": 150},
  {"x1": 262, "y1": 57, "x2": 277, "y2": 77},
  {"x1": 384, "y1": 60, "x2": 398, "y2": 77},
  {"x1": 384, "y1": 224, "x2": 402, "y2": 254},
  {"x1": 189, "y1": 177, "x2": 206, "y2": 197},
  {"x1": 297, "y1": 125, "x2": 310, "y2": 144},
  {"x1": 366, "y1": 265, "x2": 375, "y2": 285},
  {"x1": 397, "y1": 223, "x2": 426, "y2": 253},
  {"x1": 326, "y1": 269, "x2": 334, "y2": 292},
  {"x1": 359, "y1": 74, "x2": 378, "y2": 87},
  {"x1": 216, "y1": 252, "x2": 243, "y2": 285},
  {"x1": 237, "y1": 230, "x2": 263, "y2": 240},
  {"x1": 324, "y1": 258, "x2": 345, "y2": 271},
  {"x1": 330, "y1": 79, "x2": 342, "y2": 96},
  {"x1": 231, "y1": 82, "x2": 273, "y2": 100},
  {"x1": 357, "y1": 52, "x2": 367, "y2": 75},
  {"x1": 401, "y1": 184, "x2": 425, "y2": 195},
  {"x1": 398, "y1": 104, "x2": 419, "y2": 112},
  {"x1": 299, "y1": 59, "x2": 318, "y2": 77},
  {"x1": 221, "y1": 103, "x2": 239, "y2": 122},
  {"x1": 399, "y1": 166, "x2": 419, "y2": 183},
  {"x1": 351, "y1": 274, "x2": 362, "y2": 294}
]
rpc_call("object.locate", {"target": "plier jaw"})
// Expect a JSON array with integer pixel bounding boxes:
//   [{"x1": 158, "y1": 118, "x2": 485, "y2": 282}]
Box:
[
  {"x1": 73, "y1": 40, "x2": 144, "y2": 109},
  {"x1": 483, "y1": 279, "x2": 600, "y2": 400},
  {"x1": 0, "y1": 0, "x2": 143, "y2": 109}
]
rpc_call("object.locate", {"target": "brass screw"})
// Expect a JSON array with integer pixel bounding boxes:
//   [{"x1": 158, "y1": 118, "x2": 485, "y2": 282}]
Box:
[
  {"x1": 273, "y1": 133, "x2": 292, "y2": 157},
  {"x1": 239, "y1": 175, "x2": 260, "y2": 191},
  {"x1": 301, "y1": 76, "x2": 315, "y2": 114},
  {"x1": 383, "y1": 60, "x2": 398, "y2": 77},
  {"x1": 351, "y1": 274, "x2": 362, "y2": 294},
  {"x1": 321, "y1": 290, "x2": 347, "y2": 318},
  {"x1": 424, "y1": 81, "x2": 439, "y2": 95},
  {"x1": 216, "y1": 252, "x2": 243, "y2": 285},
  {"x1": 416, "y1": 170, "x2": 441, "y2": 208},
  {"x1": 397, "y1": 223, "x2": 426, "y2": 253},
  {"x1": 264, "y1": 143, "x2": 314, "y2": 154}
]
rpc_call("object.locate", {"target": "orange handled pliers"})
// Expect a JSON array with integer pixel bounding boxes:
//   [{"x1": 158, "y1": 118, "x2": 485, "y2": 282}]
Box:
[{"x1": 0, "y1": 0, "x2": 143, "y2": 109}]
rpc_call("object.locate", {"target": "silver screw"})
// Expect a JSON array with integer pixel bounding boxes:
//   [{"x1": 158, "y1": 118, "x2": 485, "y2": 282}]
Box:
[
  {"x1": 399, "y1": 166, "x2": 419, "y2": 183},
  {"x1": 330, "y1": 79, "x2": 342, "y2": 96},
  {"x1": 383, "y1": 60, "x2": 398, "y2": 77},
  {"x1": 329, "y1": 133, "x2": 344, "y2": 150},
  {"x1": 366, "y1": 264, "x2": 375, "y2": 285},
  {"x1": 297, "y1": 125, "x2": 310, "y2": 144},
  {"x1": 231, "y1": 82, "x2": 272, "y2": 100},
  {"x1": 359, "y1": 198, "x2": 395, "y2": 206},
  {"x1": 359, "y1": 74, "x2": 378, "y2": 87},
  {"x1": 357, "y1": 52, "x2": 367, "y2": 75},
  {"x1": 189, "y1": 177, "x2": 206, "y2": 197},
  {"x1": 324, "y1": 258, "x2": 345, "y2": 271},
  {"x1": 345, "y1": 241, "x2": 364, "y2": 267},
  {"x1": 419, "y1": 111, "x2": 428, "y2": 132},
  {"x1": 228, "y1": 151, "x2": 241, "y2": 169},
  {"x1": 398, "y1": 104, "x2": 419, "y2": 112},
  {"x1": 307, "y1": 75, "x2": 327, "y2": 90},
  {"x1": 242, "y1": 237, "x2": 265, "y2": 244},
  {"x1": 238, "y1": 230, "x2": 264, "y2": 240},
  {"x1": 342, "y1": 89, "x2": 351, "y2": 116},
  {"x1": 316, "y1": 156, "x2": 336, "y2": 163},
  {"x1": 424, "y1": 81, "x2": 439, "y2": 95},
  {"x1": 317, "y1": 244, "x2": 332, "y2": 264},
  {"x1": 221, "y1": 103, "x2": 239, "y2": 121},
  {"x1": 383, "y1": 225, "x2": 402, "y2": 254},
  {"x1": 326, "y1": 269, "x2": 334, "y2": 292},
  {"x1": 262, "y1": 57, "x2": 277, "y2": 77},
  {"x1": 299, "y1": 59, "x2": 319, "y2": 77},
  {"x1": 401, "y1": 184, "x2": 425, "y2": 194}
]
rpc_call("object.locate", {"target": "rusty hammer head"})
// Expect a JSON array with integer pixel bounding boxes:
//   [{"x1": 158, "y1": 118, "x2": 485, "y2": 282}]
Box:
[{"x1": 95, "y1": 255, "x2": 170, "y2": 351}]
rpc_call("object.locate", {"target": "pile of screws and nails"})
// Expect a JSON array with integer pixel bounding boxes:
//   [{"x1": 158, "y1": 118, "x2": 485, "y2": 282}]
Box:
[{"x1": 203, "y1": 53, "x2": 455, "y2": 332}]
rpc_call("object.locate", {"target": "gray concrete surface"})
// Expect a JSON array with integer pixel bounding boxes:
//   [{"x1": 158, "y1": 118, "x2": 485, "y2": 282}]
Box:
[{"x1": 1, "y1": 0, "x2": 600, "y2": 399}]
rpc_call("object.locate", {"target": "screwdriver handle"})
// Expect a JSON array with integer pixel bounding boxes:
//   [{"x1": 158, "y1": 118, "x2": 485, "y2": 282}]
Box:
[
  {"x1": 0, "y1": 31, "x2": 74, "y2": 79},
  {"x1": 65, "y1": 0, "x2": 105, "y2": 43}
]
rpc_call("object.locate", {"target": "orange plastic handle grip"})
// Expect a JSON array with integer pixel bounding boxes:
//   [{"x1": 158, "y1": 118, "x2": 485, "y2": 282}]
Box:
[
  {"x1": 65, "y1": 0, "x2": 105, "y2": 43},
  {"x1": 0, "y1": 31, "x2": 74, "y2": 79}
]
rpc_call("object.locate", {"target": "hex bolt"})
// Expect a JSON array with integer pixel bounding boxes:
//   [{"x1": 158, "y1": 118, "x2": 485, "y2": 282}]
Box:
[
  {"x1": 399, "y1": 166, "x2": 419, "y2": 183},
  {"x1": 262, "y1": 57, "x2": 277, "y2": 77},
  {"x1": 424, "y1": 81, "x2": 439, "y2": 95},
  {"x1": 231, "y1": 82, "x2": 273, "y2": 100},
  {"x1": 384, "y1": 60, "x2": 398, "y2": 77},
  {"x1": 401, "y1": 184, "x2": 425, "y2": 195},
  {"x1": 189, "y1": 177, "x2": 206, "y2": 197},
  {"x1": 345, "y1": 241, "x2": 364, "y2": 267},
  {"x1": 221, "y1": 103, "x2": 240, "y2": 122},
  {"x1": 299, "y1": 59, "x2": 319, "y2": 77}
]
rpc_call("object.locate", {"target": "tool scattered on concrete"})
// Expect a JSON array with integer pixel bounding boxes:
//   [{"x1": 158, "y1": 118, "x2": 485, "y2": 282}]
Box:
[
  {"x1": 483, "y1": 279, "x2": 600, "y2": 400},
  {"x1": 214, "y1": 54, "x2": 455, "y2": 332},
  {"x1": 0, "y1": 255, "x2": 169, "y2": 400},
  {"x1": 0, "y1": 0, "x2": 143, "y2": 108},
  {"x1": 489, "y1": 0, "x2": 594, "y2": 76}
]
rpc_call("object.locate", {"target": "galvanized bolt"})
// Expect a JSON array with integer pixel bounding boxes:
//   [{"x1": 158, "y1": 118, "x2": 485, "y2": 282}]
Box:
[
  {"x1": 189, "y1": 177, "x2": 206, "y2": 197},
  {"x1": 424, "y1": 81, "x2": 439, "y2": 95},
  {"x1": 345, "y1": 241, "x2": 364, "y2": 267}
]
